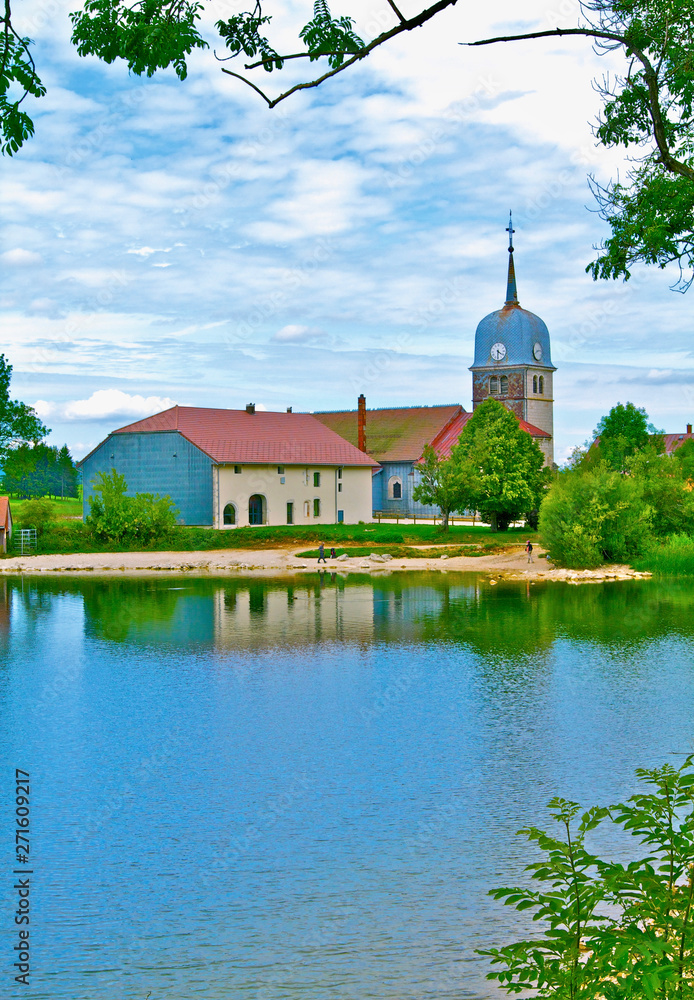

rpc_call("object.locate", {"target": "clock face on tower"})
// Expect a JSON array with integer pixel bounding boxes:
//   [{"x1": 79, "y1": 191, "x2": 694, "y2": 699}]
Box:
[
  {"x1": 533, "y1": 341, "x2": 543, "y2": 361},
  {"x1": 491, "y1": 342, "x2": 506, "y2": 361}
]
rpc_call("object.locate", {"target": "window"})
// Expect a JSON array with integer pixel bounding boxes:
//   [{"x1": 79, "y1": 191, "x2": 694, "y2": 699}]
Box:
[
  {"x1": 337, "y1": 468, "x2": 343, "y2": 479},
  {"x1": 533, "y1": 375, "x2": 538, "y2": 394},
  {"x1": 277, "y1": 466, "x2": 285, "y2": 474},
  {"x1": 499, "y1": 375, "x2": 508, "y2": 394},
  {"x1": 337, "y1": 510, "x2": 344, "y2": 523},
  {"x1": 249, "y1": 495, "x2": 264, "y2": 525},
  {"x1": 337, "y1": 483, "x2": 342, "y2": 492},
  {"x1": 313, "y1": 471, "x2": 321, "y2": 487},
  {"x1": 388, "y1": 476, "x2": 403, "y2": 500},
  {"x1": 286, "y1": 502, "x2": 293, "y2": 524},
  {"x1": 539, "y1": 376, "x2": 544, "y2": 394},
  {"x1": 223, "y1": 503, "x2": 236, "y2": 525},
  {"x1": 313, "y1": 498, "x2": 321, "y2": 517},
  {"x1": 304, "y1": 501, "x2": 310, "y2": 518},
  {"x1": 234, "y1": 465, "x2": 242, "y2": 474},
  {"x1": 489, "y1": 375, "x2": 499, "y2": 395}
]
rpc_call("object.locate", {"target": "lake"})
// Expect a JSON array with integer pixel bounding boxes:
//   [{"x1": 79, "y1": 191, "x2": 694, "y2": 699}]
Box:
[{"x1": 1, "y1": 572, "x2": 693, "y2": 999}]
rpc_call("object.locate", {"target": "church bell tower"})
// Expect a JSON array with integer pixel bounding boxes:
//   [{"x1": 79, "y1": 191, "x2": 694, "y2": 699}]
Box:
[{"x1": 469, "y1": 214, "x2": 555, "y2": 465}]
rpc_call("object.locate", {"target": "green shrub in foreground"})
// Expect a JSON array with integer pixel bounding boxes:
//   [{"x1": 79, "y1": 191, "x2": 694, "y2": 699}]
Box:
[
  {"x1": 480, "y1": 756, "x2": 694, "y2": 998},
  {"x1": 15, "y1": 496, "x2": 56, "y2": 536},
  {"x1": 539, "y1": 466, "x2": 652, "y2": 568},
  {"x1": 86, "y1": 469, "x2": 178, "y2": 545}
]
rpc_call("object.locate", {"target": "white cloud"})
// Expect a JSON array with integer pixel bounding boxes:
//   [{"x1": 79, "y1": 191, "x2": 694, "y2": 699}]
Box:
[
  {"x1": 2, "y1": 248, "x2": 42, "y2": 266},
  {"x1": 34, "y1": 390, "x2": 177, "y2": 423},
  {"x1": 272, "y1": 325, "x2": 327, "y2": 343},
  {"x1": 127, "y1": 246, "x2": 172, "y2": 257}
]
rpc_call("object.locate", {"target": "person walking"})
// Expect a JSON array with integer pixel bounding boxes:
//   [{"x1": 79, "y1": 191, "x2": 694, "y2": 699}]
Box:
[
  {"x1": 525, "y1": 539, "x2": 533, "y2": 563},
  {"x1": 318, "y1": 542, "x2": 327, "y2": 564}
]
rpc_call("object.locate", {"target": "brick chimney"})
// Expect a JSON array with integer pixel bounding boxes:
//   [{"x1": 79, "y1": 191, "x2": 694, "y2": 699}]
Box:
[
  {"x1": 688, "y1": 423, "x2": 692, "y2": 435},
  {"x1": 246, "y1": 403, "x2": 255, "y2": 414},
  {"x1": 358, "y1": 394, "x2": 367, "y2": 452}
]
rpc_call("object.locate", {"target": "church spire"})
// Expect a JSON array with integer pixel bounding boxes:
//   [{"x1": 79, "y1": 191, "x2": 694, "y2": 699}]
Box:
[{"x1": 505, "y1": 210, "x2": 518, "y2": 305}]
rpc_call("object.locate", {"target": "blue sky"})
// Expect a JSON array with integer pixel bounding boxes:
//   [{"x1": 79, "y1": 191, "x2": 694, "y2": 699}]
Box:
[{"x1": 2, "y1": 0, "x2": 694, "y2": 464}]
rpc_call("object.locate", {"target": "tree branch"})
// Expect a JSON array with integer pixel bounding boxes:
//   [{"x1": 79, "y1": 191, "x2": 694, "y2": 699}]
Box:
[
  {"x1": 464, "y1": 26, "x2": 694, "y2": 183},
  {"x1": 223, "y1": 0, "x2": 459, "y2": 108}
]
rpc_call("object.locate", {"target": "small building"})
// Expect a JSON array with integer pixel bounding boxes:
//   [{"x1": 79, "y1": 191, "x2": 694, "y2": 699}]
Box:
[
  {"x1": 0, "y1": 497, "x2": 13, "y2": 553},
  {"x1": 79, "y1": 405, "x2": 379, "y2": 527}
]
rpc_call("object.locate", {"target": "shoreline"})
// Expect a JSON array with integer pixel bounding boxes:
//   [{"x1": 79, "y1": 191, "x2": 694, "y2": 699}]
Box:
[{"x1": 0, "y1": 546, "x2": 651, "y2": 583}]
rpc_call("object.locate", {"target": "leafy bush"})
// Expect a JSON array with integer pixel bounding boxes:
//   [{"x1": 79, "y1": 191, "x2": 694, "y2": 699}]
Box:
[
  {"x1": 86, "y1": 469, "x2": 178, "y2": 545},
  {"x1": 480, "y1": 757, "x2": 694, "y2": 999},
  {"x1": 16, "y1": 496, "x2": 56, "y2": 536},
  {"x1": 539, "y1": 466, "x2": 652, "y2": 568}
]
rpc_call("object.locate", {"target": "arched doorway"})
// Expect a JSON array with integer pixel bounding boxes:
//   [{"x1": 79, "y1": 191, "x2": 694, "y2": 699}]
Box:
[
  {"x1": 249, "y1": 494, "x2": 265, "y2": 525},
  {"x1": 223, "y1": 503, "x2": 236, "y2": 526}
]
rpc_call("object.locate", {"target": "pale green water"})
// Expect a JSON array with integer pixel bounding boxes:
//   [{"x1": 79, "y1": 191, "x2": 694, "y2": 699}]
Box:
[{"x1": 0, "y1": 572, "x2": 692, "y2": 999}]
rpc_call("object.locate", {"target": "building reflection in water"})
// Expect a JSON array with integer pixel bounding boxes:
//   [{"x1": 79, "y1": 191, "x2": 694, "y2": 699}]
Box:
[{"x1": 214, "y1": 578, "x2": 378, "y2": 649}]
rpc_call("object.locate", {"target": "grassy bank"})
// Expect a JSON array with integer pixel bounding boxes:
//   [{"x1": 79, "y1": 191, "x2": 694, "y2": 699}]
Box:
[
  {"x1": 632, "y1": 534, "x2": 694, "y2": 576},
  {"x1": 10, "y1": 496, "x2": 82, "y2": 519},
  {"x1": 5, "y1": 519, "x2": 538, "y2": 558}
]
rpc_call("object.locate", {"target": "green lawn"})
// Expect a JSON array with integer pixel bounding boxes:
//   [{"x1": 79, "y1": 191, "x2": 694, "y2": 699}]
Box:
[
  {"x1": 3, "y1": 516, "x2": 539, "y2": 558},
  {"x1": 9, "y1": 496, "x2": 82, "y2": 519}
]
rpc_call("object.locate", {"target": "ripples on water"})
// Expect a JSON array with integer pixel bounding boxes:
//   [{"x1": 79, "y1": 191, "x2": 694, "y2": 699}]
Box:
[{"x1": 1, "y1": 573, "x2": 693, "y2": 1000}]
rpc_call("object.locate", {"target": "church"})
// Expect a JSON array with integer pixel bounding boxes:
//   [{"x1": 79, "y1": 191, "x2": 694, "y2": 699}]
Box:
[
  {"x1": 79, "y1": 219, "x2": 556, "y2": 526},
  {"x1": 313, "y1": 217, "x2": 555, "y2": 518}
]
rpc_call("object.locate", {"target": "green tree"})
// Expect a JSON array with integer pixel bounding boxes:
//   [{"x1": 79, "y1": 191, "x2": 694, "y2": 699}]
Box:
[
  {"x1": 479, "y1": 757, "x2": 694, "y2": 999},
  {"x1": 411, "y1": 444, "x2": 473, "y2": 533},
  {"x1": 539, "y1": 465, "x2": 652, "y2": 568},
  {"x1": 471, "y1": 1, "x2": 694, "y2": 288},
  {"x1": 673, "y1": 437, "x2": 694, "y2": 481},
  {"x1": 2, "y1": 442, "x2": 79, "y2": 498},
  {"x1": 86, "y1": 468, "x2": 178, "y2": 545},
  {"x1": 593, "y1": 401, "x2": 661, "y2": 471},
  {"x1": 452, "y1": 399, "x2": 548, "y2": 532},
  {"x1": 630, "y1": 449, "x2": 694, "y2": 537},
  {"x1": 0, "y1": 355, "x2": 48, "y2": 457},
  {"x1": 5, "y1": 2, "x2": 694, "y2": 286}
]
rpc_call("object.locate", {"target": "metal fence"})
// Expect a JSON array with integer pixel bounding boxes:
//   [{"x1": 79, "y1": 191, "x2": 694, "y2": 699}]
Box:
[{"x1": 14, "y1": 529, "x2": 37, "y2": 554}]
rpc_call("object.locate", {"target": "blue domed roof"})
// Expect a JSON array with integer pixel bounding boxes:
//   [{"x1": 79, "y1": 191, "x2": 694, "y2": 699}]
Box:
[
  {"x1": 471, "y1": 302, "x2": 554, "y2": 369},
  {"x1": 470, "y1": 229, "x2": 555, "y2": 370}
]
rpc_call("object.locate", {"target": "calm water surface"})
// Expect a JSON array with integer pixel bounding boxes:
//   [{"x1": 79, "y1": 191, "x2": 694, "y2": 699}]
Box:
[{"x1": 1, "y1": 572, "x2": 693, "y2": 1000}]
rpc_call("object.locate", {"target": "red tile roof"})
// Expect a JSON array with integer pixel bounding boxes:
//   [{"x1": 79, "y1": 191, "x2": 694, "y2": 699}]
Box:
[
  {"x1": 0, "y1": 496, "x2": 11, "y2": 531},
  {"x1": 313, "y1": 405, "x2": 550, "y2": 463},
  {"x1": 312, "y1": 405, "x2": 464, "y2": 462},
  {"x1": 662, "y1": 431, "x2": 694, "y2": 455},
  {"x1": 111, "y1": 406, "x2": 379, "y2": 466},
  {"x1": 428, "y1": 411, "x2": 550, "y2": 460}
]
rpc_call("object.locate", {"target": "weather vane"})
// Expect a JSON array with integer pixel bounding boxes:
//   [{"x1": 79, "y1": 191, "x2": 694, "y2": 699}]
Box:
[{"x1": 506, "y1": 211, "x2": 515, "y2": 253}]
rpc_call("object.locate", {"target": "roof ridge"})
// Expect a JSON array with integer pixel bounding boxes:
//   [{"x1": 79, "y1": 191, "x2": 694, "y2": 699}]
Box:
[{"x1": 312, "y1": 403, "x2": 462, "y2": 414}]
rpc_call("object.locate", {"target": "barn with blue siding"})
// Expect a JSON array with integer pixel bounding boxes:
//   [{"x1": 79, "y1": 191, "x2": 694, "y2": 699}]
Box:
[
  {"x1": 81, "y1": 429, "x2": 214, "y2": 525},
  {"x1": 79, "y1": 404, "x2": 378, "y2": 527}
]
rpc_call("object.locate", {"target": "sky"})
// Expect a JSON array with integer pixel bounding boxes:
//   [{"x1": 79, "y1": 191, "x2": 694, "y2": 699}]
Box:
[{"x1": 2, "y1": 0, "x2": 694, "y2": 465}]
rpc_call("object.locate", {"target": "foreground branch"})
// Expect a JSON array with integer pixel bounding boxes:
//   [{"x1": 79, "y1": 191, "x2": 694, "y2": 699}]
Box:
[
  {"x1": 223, "y1": 0, "x2": 458, "y2": 108},
  {"x1": 464, "y1": 27, "x2": 694, "y2": 184}
]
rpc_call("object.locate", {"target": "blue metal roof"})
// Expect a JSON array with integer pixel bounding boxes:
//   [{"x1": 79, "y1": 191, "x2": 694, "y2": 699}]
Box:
[{"x1": 470, "y1": 302, "x2": 555, "y2": 370}]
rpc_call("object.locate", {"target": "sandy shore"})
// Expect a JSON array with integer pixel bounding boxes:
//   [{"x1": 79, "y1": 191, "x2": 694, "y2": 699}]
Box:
[{"x1": 0, "y1": 545, "x2": 651, "y2": 582}]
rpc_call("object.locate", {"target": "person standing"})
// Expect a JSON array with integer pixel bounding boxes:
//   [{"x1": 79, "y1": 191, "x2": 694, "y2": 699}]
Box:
[
  {"x1": 318, "y1": 542, "x2": 327, "y2": 564},
  {"x1": 330, "y1": 547, "x2": 336, "y2": 559},
  {"x1": 525, "y1": 539, "x2": 533, "y2": 563}
]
